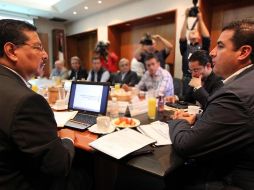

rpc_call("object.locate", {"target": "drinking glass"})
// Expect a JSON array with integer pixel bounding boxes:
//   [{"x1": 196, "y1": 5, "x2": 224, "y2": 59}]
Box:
[{"x1": 147, "y1": 90, "x2": 156, "y2": 119}]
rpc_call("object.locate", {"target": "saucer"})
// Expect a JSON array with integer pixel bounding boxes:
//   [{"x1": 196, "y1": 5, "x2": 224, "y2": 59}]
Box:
[
  {"x1": 51, "y1": 104, "x2": 68, "y2": 111},
  {"x1": 88, "y1": 124, "x2": 115, "y2": 134}
]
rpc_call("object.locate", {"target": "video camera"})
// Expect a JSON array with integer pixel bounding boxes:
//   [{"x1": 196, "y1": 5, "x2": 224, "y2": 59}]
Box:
[
  {"x1": 95, "y1": 41, "x2": 109, "y2": 57},
  {"x1": 139, "y1": 33, "x2": 153, "y2": 45},
  {"x1": 188, "y1": 0, "x2": 199, "y2": 17}
]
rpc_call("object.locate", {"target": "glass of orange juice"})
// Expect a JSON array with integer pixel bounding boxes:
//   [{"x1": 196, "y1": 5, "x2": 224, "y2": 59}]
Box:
[
  {"x1": 31, "y1": 85, "x2": 38, "y2": 93},
  {"x1": 147, "y1": 90, "x2": 156, "y2": 119},
  {"x1": 114, "y1": 83, "x2": 120, "y2": 90}
]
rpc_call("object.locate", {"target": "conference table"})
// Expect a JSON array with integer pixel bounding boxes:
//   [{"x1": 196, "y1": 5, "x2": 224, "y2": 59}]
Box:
[
  {"x1": 30, "y1": 77, "x2": 185, "y2": 190},
  {"x1": 65, "y1": 110, "x2": 185, "y2": 190}
]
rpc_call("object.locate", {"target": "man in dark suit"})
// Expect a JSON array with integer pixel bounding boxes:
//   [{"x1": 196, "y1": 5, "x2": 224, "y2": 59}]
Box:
[
  {"x1": 166, "y1": 50, "x2": 223, "y2": 108},
  {"x1": 167, "y1": 20, "x2": 254, "y2": 190},
  {"x1": 112, "y1": 58, "x2": 139, "y2": 87},
  {"x1": 68, "y1": 56, "x2": 87, "y2": 80},
  {"x1": 0, "y1": 19, "x2": 76, "y2": 190},
  {"x1": 186, "y1": 50, "x2": 223, "y2": 108}
]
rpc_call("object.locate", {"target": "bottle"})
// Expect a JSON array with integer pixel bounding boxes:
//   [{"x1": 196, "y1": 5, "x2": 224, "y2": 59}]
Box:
[
  {"x1": 158, "y1": 94, "x2": 164, "y2": 112},
  {"x1": 110, "y1": 97, "x2": 119, "y2": 118}
]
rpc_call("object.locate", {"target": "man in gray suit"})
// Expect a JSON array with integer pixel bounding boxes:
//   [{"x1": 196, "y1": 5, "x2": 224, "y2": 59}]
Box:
[
  {"x1": 167, "y1": 20, "x2": 254, "y2": 190},
  {"x1": 0, "y1": 19, "x2": 76, "y2": 190}
]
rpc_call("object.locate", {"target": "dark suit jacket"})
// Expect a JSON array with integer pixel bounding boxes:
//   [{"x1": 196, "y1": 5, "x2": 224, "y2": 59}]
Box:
[
  {"x1": 0, "y1": 65, "x2": 74, "y2": 190},
  {"x1": 112, "y1": 70, "x2": 139, "y2": 86},
  {"x1": 184, "y1": 72, "x2": 223, "y2": 108},
  {"x1": 169, "y1": 65, "x2": 254, "y2": 189},
  {"x1": 68, "y1": 68, "x2": 87, "y2": 80}
]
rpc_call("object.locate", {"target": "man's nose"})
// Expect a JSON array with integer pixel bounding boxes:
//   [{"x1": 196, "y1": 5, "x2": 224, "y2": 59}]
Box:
[
  {"x1": 210, "y1": 46, "x2": 217, "y2": 57},
  {"x1": 42, "y1": 51, "x2": 48, "y2": 61}
]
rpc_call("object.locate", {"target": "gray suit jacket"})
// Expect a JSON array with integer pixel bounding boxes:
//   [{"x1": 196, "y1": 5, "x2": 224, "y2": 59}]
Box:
[
  {"x1": 169, "y1": 65, "x2": 254, "y2": 189},
  {"x1": 0, "y1": 65, "x2": 74, "y2": 190}
]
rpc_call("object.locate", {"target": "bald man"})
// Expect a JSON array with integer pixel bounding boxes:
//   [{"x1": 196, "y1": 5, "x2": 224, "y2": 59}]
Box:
[{"x1": 50, "y1": 59, "x2": 69, "y2": 79}]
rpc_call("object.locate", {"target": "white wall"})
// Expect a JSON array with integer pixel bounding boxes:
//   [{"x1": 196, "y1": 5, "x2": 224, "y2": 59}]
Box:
[
  {"x1": 34, "y1": 18, "x2": 66, "y2": 69},
  {"x1": 66, "y1": 0, "x2": 193, "y2": 78}
]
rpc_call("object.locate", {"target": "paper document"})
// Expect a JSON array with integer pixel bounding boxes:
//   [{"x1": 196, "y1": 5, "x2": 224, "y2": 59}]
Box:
[
  {"x1": 107, "y1": 100, "x2": 129, "y2": 114},
  {"x1": 128, "y1": 101, "x2": 148, "y2": 116},
  {"x1": 137, "y1": 121, "x2": 171, "y2": 146},
  {"x1": 53, "y1": 111, "x2": 78, "y2": 127},
  {"x1": 89, "y1": 128, "x2": 156, "y2": 159}
]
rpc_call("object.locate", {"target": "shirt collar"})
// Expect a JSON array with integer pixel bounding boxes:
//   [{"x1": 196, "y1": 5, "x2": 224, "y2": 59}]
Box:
[
  {"x1": 1, "y1": 65, "x2": 31, "y2": 88},
  {"x1": 150, "y1": 67, "x2": 162, "y2": 77},
  {"x1": 223, "y1": 64, "x2": 253, "y2": 84}
]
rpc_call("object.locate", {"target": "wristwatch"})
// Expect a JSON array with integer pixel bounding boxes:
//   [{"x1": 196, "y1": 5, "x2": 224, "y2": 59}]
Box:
[{"x1": 193, "y1": 85, "x2": 202, "y2": 92}]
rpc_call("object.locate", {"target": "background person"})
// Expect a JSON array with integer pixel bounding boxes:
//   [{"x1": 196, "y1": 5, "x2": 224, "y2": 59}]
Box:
[
  {"x1": 50, "y1": 59, "x2": 69, "y2": 79},
  {"x1": 87, "y1": 56, "x2": 110, "y2": 82},
  {"x1": 165, "y1": 50, "x2": 223, "y2": 108},
  {"x1": 112, "y1": 58, "x2": 139, "y2": 87},
  {"x1": 135, "y1": 33, "x2": 173, "y2": 69},
  {"x1": 180, "y1": 9, "x2": 210, "y2": 97},
  {"x1": 68, "y1": 56, "x2": 87, "y2": 80},
  {"x1": 137, "y1": 53, "x2": 174, "y2": 96},
  {"x1": 94, "y1": 41, "x2": 118, "y2": 73}
]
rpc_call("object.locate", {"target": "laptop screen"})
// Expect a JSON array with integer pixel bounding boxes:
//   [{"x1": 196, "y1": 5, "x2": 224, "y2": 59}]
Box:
[{"x1": 68, "y1": 81, "x2": 110, "y2": 115}]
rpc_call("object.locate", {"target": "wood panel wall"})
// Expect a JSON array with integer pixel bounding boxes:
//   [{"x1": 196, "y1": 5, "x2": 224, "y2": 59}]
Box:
[
  {"x1": 108, "y1": 10, "x2": 176, "y2": 75},
  {"x1": 66, "y1": 30, "x2": 97, "y2": 70},
  {"x1": 201, "y1": 0, "x2": 254, "y2": 51},
  {"x1": 38, "y1": 33, "x2": 50, "y2": 77}
]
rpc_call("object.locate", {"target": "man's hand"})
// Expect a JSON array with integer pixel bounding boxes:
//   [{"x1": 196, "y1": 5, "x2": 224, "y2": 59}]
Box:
[
  {"x1": 185, "y1": 8, "x2": 190, "y2": 18},
  {"x1": 122, "y1": 84, "x2": 130, "y2": 91},
  {"x1": 165, "y1": 96, "x2": 177, "y2": 103},
  {"x1": 197, "y1": 12, "x2": 203, "y2": 21},
  {"x1": 172, "y1": 110, "x2": 197, "y2": 125},
  {"x1": 189, "y1": 76, "x2": 202, "y2": 88},
  {"x1": 59, "y1": 129, "x2": 75, "y2": 143}
]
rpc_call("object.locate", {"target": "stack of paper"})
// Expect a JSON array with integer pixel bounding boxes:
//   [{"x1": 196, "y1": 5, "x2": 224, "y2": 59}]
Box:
[
  {"x1": 53, "y1": 111, "x2": 78, "y2": 127},
  {"x1": 89, "y1": 128, "x2": 156, "y2": 159},
  {"x1": 137, "y1": 121, "x2": 171, "y2": 146}
]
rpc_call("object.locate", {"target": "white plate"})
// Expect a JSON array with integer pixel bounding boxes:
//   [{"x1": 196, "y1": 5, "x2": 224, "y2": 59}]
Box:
[
  {"x1": 111, "y1": 117, "x2": 140, "y2": 128},
  {"x1": 88, "y1": 124, "x2": 116, "y2": 134}
]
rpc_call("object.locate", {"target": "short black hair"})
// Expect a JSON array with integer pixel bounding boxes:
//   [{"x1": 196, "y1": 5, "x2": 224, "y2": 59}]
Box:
[
  {"x1": 222, "y1": 19, "x2": 254, "y2": 64},
  {"x1": 144, "y1": 53, "x2": 160, "y2": 63},
  {"x1": 189, "y1": 50, "x2": 212, "y2": 67},
  {"x1": 0, "y1": 19, "x2": 37, "y2": 57},
  {"x1": 92, "y1": 56, "x2": 100, "y2": 62}
]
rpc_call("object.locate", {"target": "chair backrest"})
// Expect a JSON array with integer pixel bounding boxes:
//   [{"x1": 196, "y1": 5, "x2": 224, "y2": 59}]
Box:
[{"x1": 173, "y1": 77, "x2": 182, "y2": 97}]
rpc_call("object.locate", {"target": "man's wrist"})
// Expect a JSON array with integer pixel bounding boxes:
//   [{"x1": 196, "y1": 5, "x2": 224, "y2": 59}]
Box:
[{"x1": 193, "y1": 85, "x2": 202, "y2": 91}]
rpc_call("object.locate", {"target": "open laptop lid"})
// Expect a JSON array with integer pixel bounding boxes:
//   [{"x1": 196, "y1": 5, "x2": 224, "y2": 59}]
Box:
[{"x1": 68, "y1": 81, "x2": 110, "y2": 115}]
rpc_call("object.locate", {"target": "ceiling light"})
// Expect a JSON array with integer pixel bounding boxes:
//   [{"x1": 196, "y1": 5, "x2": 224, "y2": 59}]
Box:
[
  {"x1": 73, "y1": 11, "x2": 77, "y2": 15},
  {"x1": 84, "y1": 6, "x2": 88, "y2": 10},
  {"x1": 98, "y1": 1, "x2": 102, "y2": 4}
]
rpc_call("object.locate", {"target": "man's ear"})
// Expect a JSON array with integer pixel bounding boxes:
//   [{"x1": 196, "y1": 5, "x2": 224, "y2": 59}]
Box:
[
  {"x1": 206, "y1": 62, "x2": 212, "y2": 68},
  {"x1": 238, "y1": 45, "x2": 252, "y2": 62},
  {"x1": 3, "y1": 42, "x2": 18, "y2": 62}
]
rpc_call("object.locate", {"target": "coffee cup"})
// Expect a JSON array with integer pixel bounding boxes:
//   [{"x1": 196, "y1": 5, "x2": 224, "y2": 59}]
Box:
[
  {"x1": 188, "y1": 105, "x2": 202, "y2": 115},
  {"x1": 54, "y1": 99, "x2": 66, "y2": 110},
  {"x1": 96, "y1": 116, "x2": 111, "y2": 132}
]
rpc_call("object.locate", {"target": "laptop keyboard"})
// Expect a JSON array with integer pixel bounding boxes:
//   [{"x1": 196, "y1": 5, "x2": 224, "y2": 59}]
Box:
[{"x1": 73, "y1": 113, "x2": 97, "y2": 125}]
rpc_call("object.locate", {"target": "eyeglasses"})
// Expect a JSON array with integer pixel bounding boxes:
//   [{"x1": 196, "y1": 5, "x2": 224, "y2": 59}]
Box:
[
  {"x1": 119, "y1": 63, "x2": 128, "y2": 67},
  {"x1": 23, "y1": 43, "x2": 45, "y2": 51},
  {"x1": 17, "y1": 42, "x2": 45, "y2": 52},
  {"x1": 188, "y1": 67, "x2": 203, "y2": 73}
]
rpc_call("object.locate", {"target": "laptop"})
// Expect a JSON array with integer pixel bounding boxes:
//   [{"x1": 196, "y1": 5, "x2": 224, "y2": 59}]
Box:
[{"x1": 64, "y1": 81, "x2": 110, "y2": 130}]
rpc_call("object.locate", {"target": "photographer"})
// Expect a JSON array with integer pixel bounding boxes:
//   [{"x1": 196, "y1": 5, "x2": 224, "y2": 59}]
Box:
[
  {"x1": 94, "y1": 41, "x2": 118, "y2": 73},
  {"x1": 134, "y1": 33, "x2": 173, "y2": 69},
  {"x1": 180, "y1": 4, "x2": 210, "y2": 97}
]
